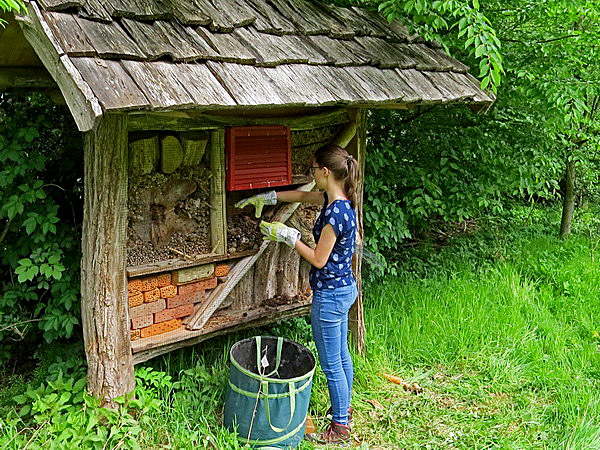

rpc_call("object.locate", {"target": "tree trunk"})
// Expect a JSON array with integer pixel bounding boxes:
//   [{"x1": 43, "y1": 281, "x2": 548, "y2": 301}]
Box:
[
  {"x1": 81, "y1": 114, "x2": 135, "y2": 406},
  {"x1": 559, "y1": 158, "x2": 576, "y2": 239}
]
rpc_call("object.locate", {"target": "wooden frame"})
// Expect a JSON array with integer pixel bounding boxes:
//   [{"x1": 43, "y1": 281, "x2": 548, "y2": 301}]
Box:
[{"x1": 80, "y1": 108, "x2": 366, "y2": 405}]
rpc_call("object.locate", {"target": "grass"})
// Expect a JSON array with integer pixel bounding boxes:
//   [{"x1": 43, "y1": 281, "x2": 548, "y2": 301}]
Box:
[{"x1": 1, "y1": 203, "x2": 599, "y2": 448}]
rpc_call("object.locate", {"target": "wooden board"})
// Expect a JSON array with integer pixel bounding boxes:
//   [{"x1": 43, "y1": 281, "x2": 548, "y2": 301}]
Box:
[
  {"x1": 132, "y1": 299, "x2": 312, "y2": 363},
  {"x1": 71, "y1": 57, "x2": 150, "y2": 110},
  {"x1": 17, "y1": 4, "x2": 102, "y2": 131}
]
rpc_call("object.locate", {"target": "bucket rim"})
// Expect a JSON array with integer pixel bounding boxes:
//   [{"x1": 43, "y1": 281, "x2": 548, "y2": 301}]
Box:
[{"x1": 229, "y1": 336, "x2": 316, "y2": 384}]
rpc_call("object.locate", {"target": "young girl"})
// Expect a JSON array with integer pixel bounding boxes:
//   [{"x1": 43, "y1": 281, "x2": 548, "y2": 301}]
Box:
[{"x1": 235, "y1": 144, "x2": 359, "y2": 445}]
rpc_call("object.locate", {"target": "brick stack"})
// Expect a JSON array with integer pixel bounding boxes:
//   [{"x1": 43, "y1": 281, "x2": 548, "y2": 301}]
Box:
[{"x1": 128, "y1": 262, "x2": 230, "y2": 341}]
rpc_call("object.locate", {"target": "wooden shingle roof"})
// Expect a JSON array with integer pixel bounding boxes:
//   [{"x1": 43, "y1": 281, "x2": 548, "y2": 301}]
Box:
[{"x1": 16, "y1": 0, "x2": 494, "y2": 130}]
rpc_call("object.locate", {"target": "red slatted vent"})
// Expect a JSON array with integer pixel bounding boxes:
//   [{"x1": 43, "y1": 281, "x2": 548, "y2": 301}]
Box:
[{"x1": 226, "y1": 125, "x2": 292, "y2": 191}]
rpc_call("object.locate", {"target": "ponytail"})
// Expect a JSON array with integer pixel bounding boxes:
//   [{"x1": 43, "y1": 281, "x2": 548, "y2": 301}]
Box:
[
  {"x1": 344, "y1": 156, "x2": 359, "y2": 210},
  {"x1": 314, "y1": 145, "x2": 359, "y2": 209}
]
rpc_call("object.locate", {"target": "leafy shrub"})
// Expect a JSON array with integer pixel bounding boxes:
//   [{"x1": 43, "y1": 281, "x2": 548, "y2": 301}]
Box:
[{"x1": 0, "y1": 93, "x2": 83, "y2": 359}]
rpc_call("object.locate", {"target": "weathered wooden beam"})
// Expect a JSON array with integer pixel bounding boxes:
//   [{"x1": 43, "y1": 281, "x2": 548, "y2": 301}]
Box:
[
  {"x1": 196, "y1": 108, "x2": 349, "y2": 130},
  {"x1": 128, "y1": 108, "x2": 349, "y2": 132},
  {"x1": 0, "y1": 67, "x2": 56, "y2": 89},
  {"x1": 132, "y1": 301, "x2": 312, "y2": 364},
  {"x1": 332, "y1": 109, "x2": 359, "y2": 148},
  {"x1": 345, "y1": 108, "x2": 367, "y2": 354},
  {"x1": 16, "y1": 3, "x2": 102, "y2": 131},
  {"x1": 186, "y1": 180, "x2": 316, "y2": 330},
  {"x1": 209, "y1": 129, "x2": 227, "y2": 255},
  {"x1": 81, "y1": 113, "x2": 135, "y2": 406}
]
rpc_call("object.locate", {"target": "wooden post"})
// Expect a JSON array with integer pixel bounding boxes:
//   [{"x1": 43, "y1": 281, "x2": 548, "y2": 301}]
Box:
[
  {"x1": 81, "y1": 113, "x2": 134, "y2": 406},
  {"x1": 345, "y1": 109, "x2": 367, "y2": 354}
]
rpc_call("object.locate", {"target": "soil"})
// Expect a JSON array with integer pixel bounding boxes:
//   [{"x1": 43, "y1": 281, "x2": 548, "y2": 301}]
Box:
[{"x1": 226, "y1": 212, "x2": 263, "y2": 254}]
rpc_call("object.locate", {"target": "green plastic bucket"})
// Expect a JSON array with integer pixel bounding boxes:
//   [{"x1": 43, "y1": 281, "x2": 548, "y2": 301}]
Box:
[{"x1": 224, "y1": 336, "x2": 316, "y2": 449}]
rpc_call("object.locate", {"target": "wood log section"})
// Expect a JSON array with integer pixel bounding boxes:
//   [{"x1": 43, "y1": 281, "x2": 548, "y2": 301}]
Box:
[
  {"x1": 160, "y1": 135, "x2": 183, "y2": 174},
  {"x1": 81, "y1": 113, "x2": 134, "y2": 406},
  {"x1": 185, "y1": 180, "x2": 315, "y2": 330},
  {"x1": 129, "y1": 134, "x2": 159, "y2": 176}
]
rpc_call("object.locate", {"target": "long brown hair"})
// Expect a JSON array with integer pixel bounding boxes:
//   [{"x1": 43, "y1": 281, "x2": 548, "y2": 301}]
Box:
[{"x1": 314, "y1": 144, "x2": 359, "y2": 209}]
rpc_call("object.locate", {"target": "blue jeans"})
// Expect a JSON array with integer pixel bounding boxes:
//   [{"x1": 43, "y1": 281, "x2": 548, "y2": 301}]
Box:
[{"x1": 311, "y1": 283, "x2": 358, "y2": 425}]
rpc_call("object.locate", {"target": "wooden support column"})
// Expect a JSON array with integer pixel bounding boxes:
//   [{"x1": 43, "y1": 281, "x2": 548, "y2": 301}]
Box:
[
  {"x1": 81, "y1": 113, "x2": 134, "y2": 406},
  {"x1": 345, "y1": 109, "x2": 367, "y2": 354}
]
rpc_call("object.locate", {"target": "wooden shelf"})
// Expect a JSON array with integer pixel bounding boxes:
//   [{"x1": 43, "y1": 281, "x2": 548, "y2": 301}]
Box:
[
  {"x1": 126, "y1": 249, "x2": 256, "y2": 278},
  {"x1": 131, "y1": 297, "x2": 312, "y2": 364}
]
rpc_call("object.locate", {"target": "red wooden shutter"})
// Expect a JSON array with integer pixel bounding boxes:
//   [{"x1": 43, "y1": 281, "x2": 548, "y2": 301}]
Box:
[{"x1": 226, "y1": 125, "x2": 292, "y2": 191}]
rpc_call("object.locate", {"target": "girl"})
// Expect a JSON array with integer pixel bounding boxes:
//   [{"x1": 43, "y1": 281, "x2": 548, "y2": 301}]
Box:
[{"x1": 235, "y1": 144, "x2": 359, "y2": 445}]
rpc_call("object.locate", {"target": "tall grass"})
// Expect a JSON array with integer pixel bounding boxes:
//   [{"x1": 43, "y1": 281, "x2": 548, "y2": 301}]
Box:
[{"x1": 1, "y1": 204, "x2": 598, "y2": 448}]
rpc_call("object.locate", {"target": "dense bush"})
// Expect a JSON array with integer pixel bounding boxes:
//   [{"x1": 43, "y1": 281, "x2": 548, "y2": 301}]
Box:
[{"x1": 0, "y1": 93, "x2": 83, "y2": 360}]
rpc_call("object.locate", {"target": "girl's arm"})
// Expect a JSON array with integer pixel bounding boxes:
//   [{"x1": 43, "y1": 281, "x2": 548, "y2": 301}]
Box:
[
  {"x1": 277, "y1": 190, "x2": 324, "y2": 204},
  {"x1": 295, "y1": 224, "x2": 336, "y2": 269}
]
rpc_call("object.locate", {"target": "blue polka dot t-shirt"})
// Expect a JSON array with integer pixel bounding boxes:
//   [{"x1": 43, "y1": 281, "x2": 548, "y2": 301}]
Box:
[{"x1": 309, "y1": 193, "x2": 357, "y2": 291}]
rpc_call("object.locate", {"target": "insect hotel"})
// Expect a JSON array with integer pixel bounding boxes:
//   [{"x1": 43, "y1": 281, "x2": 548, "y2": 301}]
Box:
[{"x1": 1, "y1": 0, "x2": 493, "y2": 403}]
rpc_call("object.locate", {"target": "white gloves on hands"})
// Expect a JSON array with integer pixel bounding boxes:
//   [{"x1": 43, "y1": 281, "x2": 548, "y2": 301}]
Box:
[
  {"x1": 234, "y1": 190, "x2": 278, "y2": 218},
  {"x1": 259, "y1": 221, "x2": 301, "y2": 248}
]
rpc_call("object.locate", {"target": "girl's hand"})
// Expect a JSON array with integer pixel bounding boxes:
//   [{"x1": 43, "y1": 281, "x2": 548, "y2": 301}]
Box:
[
  {"x1": 259, "y1": 221, "x2": 301, "y2": 248},
  {"x1": 234, "y1": 191, "x2": 277, "y2": 217}
]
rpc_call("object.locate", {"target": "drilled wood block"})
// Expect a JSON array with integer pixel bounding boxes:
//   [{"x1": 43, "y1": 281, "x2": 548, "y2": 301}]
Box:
[
  {"x1": 172, "y1": 263, "x2": 215, "y2": 285},
  {"x1": 131, "y1": 314, "x2": 153, "y2": 330},
  {"x1": 130, "y1": 298, "x2": 166, "y2": 320},
  {"x1": 129, "y1": 293, "x2": 144, "y2": 308},
  {"x1": 140, "y1": 318, "x2": 181, "y2": 338},
  {"x1": 130, "y1": 329, "x2": 141, "y2": 341},
  {"x1": 155, "y1": 303, "x2": 194, "y2": 323},
  {"x1": 128, "y1": 278, "x2": 143, "y2": 296},
  {"x1": 141, "y1": 276, "x2": 158, "y2": 291},
  {"x1": 214, "y1": 263, "x2": 230, "y2": 277},
  {"x1": 143, "y1": 288, "x2": 161, "y2": 303},
  {"x1": 160, "y1": 285, "x2": 177, "y2": 298},
  {"x1": 161, "y1": 135, "x2": 183, "y2": 174},
  {"x1": 156, "y1": 273, "x2": 172, "y2": 287}
]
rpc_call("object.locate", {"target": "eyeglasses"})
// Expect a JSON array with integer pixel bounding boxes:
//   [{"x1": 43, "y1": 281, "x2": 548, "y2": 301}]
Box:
[{"x1": 306, "y1": 165, "x2": 322, "y2": 176}]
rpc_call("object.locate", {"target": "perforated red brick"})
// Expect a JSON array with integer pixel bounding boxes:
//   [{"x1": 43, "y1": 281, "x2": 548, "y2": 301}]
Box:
[
  {"x1": 160, "y1": 285, "x2": 177, "y2": 298},
  {"x1": 129, "y1": 293, "x2": 144, "y2": 308},
  {"x1": 156, "y1": 273, "x2": 172, "y2": 287},
  {"x1": 144, "y1": 288, "x2": 161, "y2": 303},
  {"x1": 154, "y1": 303, "x2": 194, "y2": 323},
  {"x1": 128, "y1": 279, "x2": 143, "y2": 296},
  {"x1": 140, "y1": 319, "x2": 181, "y2": 338},
  {"x1": 215, "y1": 264, "x2": 230, "y2": 277},
  {"x1": 141, "y1": 276, "x2": 158, "y2": 292},
  {"x1": 130, "y1": 298, "x2": 166, "y2": 320},
  {"x1": 131, "y1": 314, "x2": 153, "y2": 330}
]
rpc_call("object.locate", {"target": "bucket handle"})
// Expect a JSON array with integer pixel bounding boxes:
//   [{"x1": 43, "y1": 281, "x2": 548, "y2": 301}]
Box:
[
  {"x1": 262, "y1": 380, "x2": 296, "y2": 433},
  {"x1": 255, "y1": 336, "x2": 284, "y2": 378},
  {"x1": 255, "y1": 336, "x2": 297, "y2": 434}
]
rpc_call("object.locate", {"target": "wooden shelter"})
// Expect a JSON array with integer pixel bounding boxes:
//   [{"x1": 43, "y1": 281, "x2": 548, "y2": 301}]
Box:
[{"x1": 1, "y1": 0, "x2": 494, "y2": 404}]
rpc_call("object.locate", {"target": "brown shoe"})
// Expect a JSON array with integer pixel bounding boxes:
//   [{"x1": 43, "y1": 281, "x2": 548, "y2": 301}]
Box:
[
  {"x1": 326, "y1": 406, "x2": 354, "y2": 428},
  {"x1": 310, "y1": 421, "x2": 351, "y2": 446}
]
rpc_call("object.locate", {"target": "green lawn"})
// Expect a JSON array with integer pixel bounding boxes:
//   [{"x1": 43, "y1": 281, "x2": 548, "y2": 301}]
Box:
[{"x1": 1, "y1": 205, "x2": 599, "y2": 448}]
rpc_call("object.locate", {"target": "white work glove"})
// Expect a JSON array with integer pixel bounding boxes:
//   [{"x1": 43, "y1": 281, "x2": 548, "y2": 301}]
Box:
[
  {"x1": 234, "y1": 190, "x2": 277, "y2": 218},
  {"x1": 259, "y1": 221, "x2": 301, "y2": 248}
]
